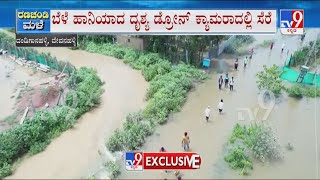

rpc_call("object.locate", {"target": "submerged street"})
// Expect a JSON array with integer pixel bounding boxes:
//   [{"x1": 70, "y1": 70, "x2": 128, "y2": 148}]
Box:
[{"x1": 119, "y1": 29, "x2": 320, "y2": 179}]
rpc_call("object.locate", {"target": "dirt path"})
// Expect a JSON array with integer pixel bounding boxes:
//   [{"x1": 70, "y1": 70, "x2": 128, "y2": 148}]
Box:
[
  {"x1": 5, "y1": 47, "x2": 148, "y2": 178},
  {"x1": 119, "y1": 29, "x2": 320, "y2": 179}
]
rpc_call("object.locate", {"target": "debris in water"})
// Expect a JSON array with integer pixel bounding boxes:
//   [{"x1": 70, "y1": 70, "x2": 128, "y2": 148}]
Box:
[{"x1": 286, "y1": 142, "x2": 294, "y2": 151}]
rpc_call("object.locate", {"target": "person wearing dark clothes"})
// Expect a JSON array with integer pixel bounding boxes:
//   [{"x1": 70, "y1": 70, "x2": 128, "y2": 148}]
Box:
[
  {"x1": 160, "y1": 147, "x2": 168, "y2": 172},
  {"x1": 234, "y1": 58, "x2": 239, "y2": 70},
  {"x1": 229, "y1": 77, "x2": 234, "y2": 91},
  {"x1": 218, "y1": 75, "x2": 223, "y2": 90},
  {"x1": 224, "y1": 73, "x2": 229, "y2": 88},
  {"x1": 270, "y1": 42, "x2": 274, "y2": 50},
  {"x1": 249, "y1": 48, "x2": 253, "y2": 59}
]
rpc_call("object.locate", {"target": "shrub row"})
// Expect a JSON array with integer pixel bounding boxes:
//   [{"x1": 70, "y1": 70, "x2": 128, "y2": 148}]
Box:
[
  {"x1": 0, "y1": 67, "x2": 104, "y2": 178},
  {"x1": 0, "y1": 32, "x2": 75, "y2": 74},
  {"x1": 284, "y1": 84, "x2": 320, "y2": 98},
  {"x1": 79, "y1": 41, "x2": 208, "y2": 152},
  {"x1": 291, "y1": 40, "x2": 320, "y2": 67},
  {"x1": 225, "y1": 123, "x2": 281, "y2": 175}
]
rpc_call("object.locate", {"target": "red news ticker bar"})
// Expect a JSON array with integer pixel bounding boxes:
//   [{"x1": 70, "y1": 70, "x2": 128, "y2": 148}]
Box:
[{"x1": 143, "y1": 152, "x2": 202, "y2": 170}]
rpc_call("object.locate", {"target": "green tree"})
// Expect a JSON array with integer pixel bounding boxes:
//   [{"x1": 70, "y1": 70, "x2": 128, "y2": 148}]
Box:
[{"x1": 256, "y1": 65, "x2": 284, "y2": 96}]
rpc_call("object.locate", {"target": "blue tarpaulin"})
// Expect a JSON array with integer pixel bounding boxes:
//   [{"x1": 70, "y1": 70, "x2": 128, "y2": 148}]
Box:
[{"x1": 202, "y1": 58, "x2": 210, "y2": 68}]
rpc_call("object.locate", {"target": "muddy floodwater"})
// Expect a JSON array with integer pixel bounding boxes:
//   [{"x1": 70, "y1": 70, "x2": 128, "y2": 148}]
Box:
[
  {"x1": 119, "y1": 29, "x2": 320, "y2": 179},
  {"x1": 6, "y1": 47, "x2": 148, "y2": 179},
  {"x1": 2, "y1": 29, "x2": 319, "y2": 179}
]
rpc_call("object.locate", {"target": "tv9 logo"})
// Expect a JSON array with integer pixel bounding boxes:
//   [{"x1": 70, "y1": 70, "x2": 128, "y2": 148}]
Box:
[
  {"x1": 125, "y1": 152, "x2": 143, "y2": 171},
  {"x1": 280, "y1": 9, "x2": 304, "y2": 35}
]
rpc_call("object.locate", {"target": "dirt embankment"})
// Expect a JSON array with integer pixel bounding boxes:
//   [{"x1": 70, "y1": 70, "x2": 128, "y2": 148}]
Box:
[{"x1": 0, "y1": 55, "x2": 66, "y2": 131}]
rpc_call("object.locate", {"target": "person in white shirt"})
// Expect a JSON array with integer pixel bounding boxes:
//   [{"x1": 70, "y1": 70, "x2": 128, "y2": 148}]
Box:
[
  {"x1": 281, "y1": 43, "x2": 285, "y2": 53},
  {"x1": 205, "y1": 106, "x2": 211, "y2": 122},
  {"x1": 244, "y1": 57, "x2": 248, "y2": 68},
  {"x1": 229, "y1": 77, "x2": 234, "y2": 91},
  {"x1": 218, "y1": 99, "x2": 224, "y2": 114}
]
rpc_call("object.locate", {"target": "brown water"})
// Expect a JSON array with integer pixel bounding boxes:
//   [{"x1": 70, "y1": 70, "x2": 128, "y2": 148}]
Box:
[
  {"x1": 119, "y1": 29, "x2": 320, "y2": 179},
  {"x1": 6, "y1": 48, "x2": 148, "y2": 178}
]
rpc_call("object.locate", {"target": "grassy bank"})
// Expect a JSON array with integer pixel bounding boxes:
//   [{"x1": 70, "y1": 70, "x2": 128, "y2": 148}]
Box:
[
  {"x1": 0, "y1": 33, "x2": 104, "y2": 178},
  {"x1": 75, "y1": 41, "x2": 208, "y2": 155}
]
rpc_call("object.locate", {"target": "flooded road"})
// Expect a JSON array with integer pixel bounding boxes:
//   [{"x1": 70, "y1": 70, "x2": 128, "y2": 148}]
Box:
[
  {"x1": 6, "y1": 48, "x2": 148, "y2": 178},
  {"x1": 120, "y1": 29, "x2": 320, "y2": 179}
]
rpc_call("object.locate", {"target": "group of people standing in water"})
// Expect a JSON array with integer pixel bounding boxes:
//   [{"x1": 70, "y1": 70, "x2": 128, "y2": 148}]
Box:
[{"x1": 160, "y1": 48, "x2": 258, "y2": 180}]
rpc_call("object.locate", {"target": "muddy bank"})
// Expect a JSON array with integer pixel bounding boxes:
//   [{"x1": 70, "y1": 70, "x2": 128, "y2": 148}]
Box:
[
  {"x1": 0, "y1": 56, "x2": 50, "y2": 131},
  {"x1": 119, "y1": 29, "x2": 319, "y2": 179},
  {"x1": 6, "y1": 47, "x2": 148, "y2": 178}
]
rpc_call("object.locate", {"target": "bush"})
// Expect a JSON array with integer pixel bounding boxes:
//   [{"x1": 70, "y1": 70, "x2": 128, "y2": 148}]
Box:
[
  {"x1": 142, "y1": 60, "x2": 172, "y2": 81},
  {"x1": 28, "y1": 140, "x2": 51, "y2": 155},
  {"x1": 283, "y1": 84, "x2": 320, "y2": 98},
  {"x1": 285, "y1": 84, "x2": 304, "y2": 98},
  {"x1": 244, "y1": 124, "x2": 281, "y2": 162},
  {"x1": 0, "y1": 163, "x2": 12, "y2": 179},
  {"x1": 224, "y1": 146, "x2": 253, "y2": 175},
  {"x1": 106, "y1": 112, "x2": 154, "y2": 152},
  {"x1": 256, "y1": 65, "x2": 284, "y2": 96},
  {"x1": 291, "y1": 40, "x2": 320, "y2": 67},
  {"x1": 302, "y1": 86, "x2": 320, "y2": 97},
  {"x1": 104, "y1": 161, "x2": 121, "y2": 179},
  {"x1": 123, "y1": 50, "x2": 141, "y2": 65},
  {"x1": 225, "y1": 123, "x2": 281, "y2": 175}
]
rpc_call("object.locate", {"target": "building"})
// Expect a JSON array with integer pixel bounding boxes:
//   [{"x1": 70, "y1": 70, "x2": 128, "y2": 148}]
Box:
[{"x1": 115, "y1": 35, "x2": 144, "y2": 51}]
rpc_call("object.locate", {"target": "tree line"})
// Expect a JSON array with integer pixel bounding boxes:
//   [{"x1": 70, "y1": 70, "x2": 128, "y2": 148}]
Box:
[{"x1": 77, "y1": 35, "x2": 227, "y2": 66}]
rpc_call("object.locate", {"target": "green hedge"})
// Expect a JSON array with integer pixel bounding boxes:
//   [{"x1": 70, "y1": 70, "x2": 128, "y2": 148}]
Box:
[
  {"x1": 285, "y1": 84, "x2": 320, "y2": 98},
  {"x1": 0, "y1": 67, "x2": 103, "y2": 178},
  {"x1": 78, "y1": 40, "x2": 208, "y2": 152}
]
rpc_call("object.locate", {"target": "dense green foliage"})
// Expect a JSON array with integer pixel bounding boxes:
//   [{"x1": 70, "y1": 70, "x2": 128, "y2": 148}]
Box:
[
  {"x1": 256, "y1": 65, "x2": 284, "y2": 96},
  {"x1": 107, "y1": 112, "x2": 154, "y2": 152},
  {"x1": 79, "y1": 39, "x2": 207, "y2": 152},
  {"x1": 78, "y1": 35, "x2": 227, "y2": 66},
  {"x1": 225, "y1": 123, "x2": 281, "y2": 175},
  {"x1": 140, "y1": 35, "x2": 227, "y2": 66},
  {"x1": 284, "y1": 84, "x2": 320, "y2": 98},
  {"x1": 0, "y1": 68, "x2": 103, "y2": 178},
  {"x1": 104, "y1": 161, "x2": 121, "y2": 179},
  {"x1": 0, "y1": 32, "x2": 75, "y2": 74},
  {"x1": 224, "y1": 146, "x2": 253, "y2": 175},
  {"x1": 291, "y1": 40, "x2": 320, "y2": 67}
]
